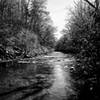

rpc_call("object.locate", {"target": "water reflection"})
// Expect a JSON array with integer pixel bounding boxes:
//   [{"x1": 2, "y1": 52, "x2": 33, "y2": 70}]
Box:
[
  {"x1": 0, "y1": 52, "x2": 76, "y2": 100},
  {"x1": 43, "y1": 57, "x2": 75, "y2": 100},
  {"x1": 46, "y1": 65, "x2": 67, "y2": 100}
]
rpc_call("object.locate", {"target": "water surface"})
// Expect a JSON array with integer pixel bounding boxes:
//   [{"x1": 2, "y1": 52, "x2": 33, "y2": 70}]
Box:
[{"x1": 0, "y1": 52, "x2": 76, "y2": 100}]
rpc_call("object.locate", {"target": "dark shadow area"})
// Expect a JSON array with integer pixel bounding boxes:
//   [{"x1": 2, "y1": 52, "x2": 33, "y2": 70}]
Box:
[{"x1": 0, "y1": 60, "x2": 54, "y2": 100}]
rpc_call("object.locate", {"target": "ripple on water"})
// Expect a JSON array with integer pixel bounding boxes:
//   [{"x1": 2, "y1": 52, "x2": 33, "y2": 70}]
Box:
[
  {"x1": 43, "y1": 64, "x2": 72, "y2": 100},
  {"x1": 0, "y1": 52, "x2": 76, "y2": 100}
]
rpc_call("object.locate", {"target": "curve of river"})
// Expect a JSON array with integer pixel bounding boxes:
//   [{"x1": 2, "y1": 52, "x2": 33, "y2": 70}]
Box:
[{"x1": 0, "y1": 52, "x2": 77, "y2": 100}]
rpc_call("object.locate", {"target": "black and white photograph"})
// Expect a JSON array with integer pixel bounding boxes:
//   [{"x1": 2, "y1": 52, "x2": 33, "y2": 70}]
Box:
[{"x1": 0, "y1": 0, "x2": 100, "y2": 100}]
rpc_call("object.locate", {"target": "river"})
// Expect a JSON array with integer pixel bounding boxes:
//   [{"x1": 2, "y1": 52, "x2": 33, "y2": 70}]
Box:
[{"x1": 0, "y1": 52, "x2": 77, "y2": 100}]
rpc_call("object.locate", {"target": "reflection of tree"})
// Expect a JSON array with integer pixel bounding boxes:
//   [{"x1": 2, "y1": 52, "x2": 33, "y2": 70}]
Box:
[
  {"x1": 0, "y1": 61, "x2": 54, "y2": 100},
  {"x1": 0, "y1": 75, "x2": 52, "y2": 100}
]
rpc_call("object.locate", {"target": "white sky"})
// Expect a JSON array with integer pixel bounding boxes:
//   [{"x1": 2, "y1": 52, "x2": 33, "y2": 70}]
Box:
[{"x1": 47, "y1": 0, "x2": 78, "y2": 39}]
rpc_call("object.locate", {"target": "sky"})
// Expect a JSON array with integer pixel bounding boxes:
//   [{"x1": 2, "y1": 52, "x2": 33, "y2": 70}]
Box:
[{"x1": 47, "y1": 0, "x2": 77, "y2": 39}]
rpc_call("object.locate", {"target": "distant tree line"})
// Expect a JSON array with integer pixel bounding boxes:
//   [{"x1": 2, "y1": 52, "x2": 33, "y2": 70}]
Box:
[
  {"x1": 0, "y1": 0, "x2": 55, "y2": 59},
  {"x1": 55, "y1": 0, "x2": 100, "y2": 100}
]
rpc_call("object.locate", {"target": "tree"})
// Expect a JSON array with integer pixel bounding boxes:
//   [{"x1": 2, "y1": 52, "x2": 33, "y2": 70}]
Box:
[
  {"x1": 0, "y1": 0, "x2": 55, "y2": 59},
  {"x1": 56, "y1": 0, "x2": 100, "y2": 99},
  {"x1": 62, "y1": 0, "x2": 100, "y2": 99},
  {"x1": 28, "y1": 0, "x2": 55, "y2": 47}
]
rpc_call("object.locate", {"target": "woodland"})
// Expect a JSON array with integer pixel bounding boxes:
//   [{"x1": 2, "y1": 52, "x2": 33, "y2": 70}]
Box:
[
  {"x1": 55, "y1": 0, "x2": 100, "y2": 100},
  {"x1": 0, "y1": 0, "x2": 55, "y2": 60}
]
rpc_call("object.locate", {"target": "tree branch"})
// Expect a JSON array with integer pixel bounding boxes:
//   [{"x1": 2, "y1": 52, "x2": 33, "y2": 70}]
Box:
[{"x1": 84, "y1": 0, "x2": 96, "y2": 9}]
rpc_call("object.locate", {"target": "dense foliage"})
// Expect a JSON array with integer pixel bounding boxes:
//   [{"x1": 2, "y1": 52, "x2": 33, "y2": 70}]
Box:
[
  {"x1": 56, "y1": 0, "x2": 100, "y2": 100},
  {"x1": 0, "y1": 0, "x2": 55, "y2": 60}
]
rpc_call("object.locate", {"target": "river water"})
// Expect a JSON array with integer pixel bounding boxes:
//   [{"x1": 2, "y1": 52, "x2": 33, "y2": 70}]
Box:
[{"x1": 0, "y1": 52, "x2": 77, "y2": 100}]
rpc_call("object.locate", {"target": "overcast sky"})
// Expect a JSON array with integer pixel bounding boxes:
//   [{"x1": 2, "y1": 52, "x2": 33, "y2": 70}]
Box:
[{"x1": 47, "y1": 0, "x2": 77, "y2": 39}]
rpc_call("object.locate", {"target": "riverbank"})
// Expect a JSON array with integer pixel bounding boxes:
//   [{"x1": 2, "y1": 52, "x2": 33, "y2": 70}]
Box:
[{"x1": 0, "y1": 45, "x2": 54, "y2": 64}]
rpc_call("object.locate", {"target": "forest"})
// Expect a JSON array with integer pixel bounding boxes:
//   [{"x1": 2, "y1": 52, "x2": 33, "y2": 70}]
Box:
[
  {"x1": 0, "y1": 0, "x2": 100, "y2": 100},
  {"x1": 0, "y1": 0, "x2": 55, "y2": 60},
  {"x1": 55, "y1": 0, "x2": 100, "y2": 100}
]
